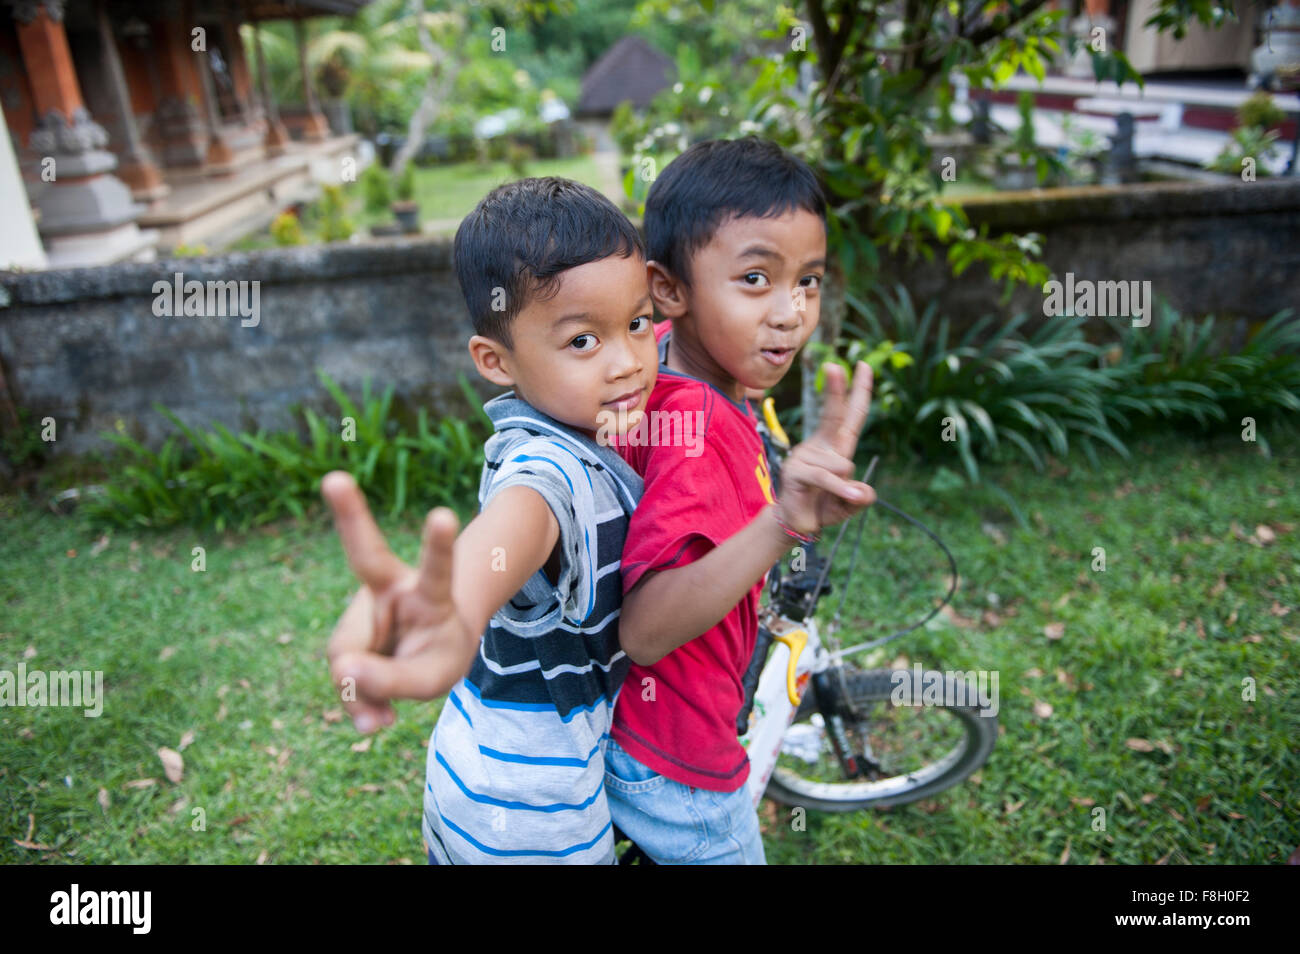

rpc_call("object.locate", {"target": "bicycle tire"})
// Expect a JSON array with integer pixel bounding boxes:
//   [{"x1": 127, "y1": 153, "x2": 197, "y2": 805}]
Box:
[{"x1": 763, "y1": 665, "x2": 997, "y2": 812}]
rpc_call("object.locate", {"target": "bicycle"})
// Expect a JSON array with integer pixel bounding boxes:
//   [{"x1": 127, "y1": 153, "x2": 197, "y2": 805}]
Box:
[{"x1": 735, "y1": 397, "x2": 998, "y2": 813}]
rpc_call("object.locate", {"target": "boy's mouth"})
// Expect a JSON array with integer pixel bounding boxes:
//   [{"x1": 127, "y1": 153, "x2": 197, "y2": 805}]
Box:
[
  {"x1": 602, "y1": 388, "x2": 643, "y2": 411},
  {"x1": 760, "y1": 347, "x2": 795, "y2": 367}
]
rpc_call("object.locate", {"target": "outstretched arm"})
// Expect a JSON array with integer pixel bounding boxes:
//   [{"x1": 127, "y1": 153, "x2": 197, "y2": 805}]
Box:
[{"x1": 322, "y1": 473, "x2": 558, "y2": 730}]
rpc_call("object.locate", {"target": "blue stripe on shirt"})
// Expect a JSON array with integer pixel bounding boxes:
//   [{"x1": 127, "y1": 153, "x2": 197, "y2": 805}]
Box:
[
  {"x1": 433, "y1": 749, "x2": 604, "y2": 811},
  {"x1": 438, "y1": 811, "x2": 613, "y2": 859},
  {"x1": 462, "y1": 677, "x2": 613, "y2": 722},
  {"x1": 479, "y1": 733, "x2": 607, "y2": 767}
]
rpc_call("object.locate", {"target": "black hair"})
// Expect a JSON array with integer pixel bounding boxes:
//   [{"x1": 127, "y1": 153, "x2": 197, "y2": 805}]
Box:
[
  {"x1": 453, "y1": 176, "x2": 645, "y2": 347},
  {"x1": 644, "y1": 136, "x2": 827, "y2": 286}
]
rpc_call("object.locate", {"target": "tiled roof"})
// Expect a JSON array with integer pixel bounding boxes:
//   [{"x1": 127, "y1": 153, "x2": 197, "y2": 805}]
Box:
[{"x1": 577, "y1": 35, "x2": 674, "y2": 117}]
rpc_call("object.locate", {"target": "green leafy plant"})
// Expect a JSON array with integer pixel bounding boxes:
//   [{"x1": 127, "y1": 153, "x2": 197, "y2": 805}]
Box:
[
  {"x1": 1207, "y1": 125, "x2": 1280, "y2": 177},
  {"x1": 1237, "y1": 90, "x2": 1286, "y2": 132},
  {"x1": 394, "y1": 162, "x2": 416, "y2": 202},
  {"x1": 82, "y1": 372, "x2": 490, "y2": 533},
  {"x1": 841, "y1": 285, "x2": 1131, "y2": 489},
  {"x1": 360, "y1": 162, "x2": 392, "y2": 212},
  {"x1": 316, "y1": 184, "x2": 356, "y2": 242},
  {"x1": 270, "y1": 211, "x2": 305, "y2": 247},
  {"x1": 0, "y1": 405, "x2": 52, "y2": 474},
  {"x1": 1105, "y1": 303, "x2": 1300, "y2": 455}
]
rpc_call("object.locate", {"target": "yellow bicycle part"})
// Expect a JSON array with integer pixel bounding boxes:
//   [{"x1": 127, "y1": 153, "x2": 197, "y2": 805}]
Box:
[
  {"x1": 762, "y1": 397, "x2": 790, "y2": 449},
  {"x1": 772, "y1": 629, "x2": 808, "y2": 706}
]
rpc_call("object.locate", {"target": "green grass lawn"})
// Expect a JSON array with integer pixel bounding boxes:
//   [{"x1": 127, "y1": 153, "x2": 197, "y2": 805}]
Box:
[
  {"x1": 226, "y1": 155, "x2": 607, "y2": 253},
  {"x1": 1, "y1": 425, "x2": 1296, "y2": 864}
]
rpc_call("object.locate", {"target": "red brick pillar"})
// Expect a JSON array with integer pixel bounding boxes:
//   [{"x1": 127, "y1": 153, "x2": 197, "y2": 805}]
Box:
[
  {"x1": 10, "y1": 0, "x2": 149, "y2": 262},
  {"x1": 94, "y1": 0, "x2": 168, "y2": 201},
  {"x1": 151, "y1": 16, "x2": 208, "y2": 166}
]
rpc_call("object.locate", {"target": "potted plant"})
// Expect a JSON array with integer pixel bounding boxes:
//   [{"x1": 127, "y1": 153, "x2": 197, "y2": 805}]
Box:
[{"x1": 390, "y1": 162, "x2": 419, "y2": 234}]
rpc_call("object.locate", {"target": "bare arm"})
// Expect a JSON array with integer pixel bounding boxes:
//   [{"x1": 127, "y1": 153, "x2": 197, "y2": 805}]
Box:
[
  {"x1": 620, "y1": 504, "x2": 792, "y2": 665},
  {"x1": 618, "y1": 362, "x2": 876, "y2": 667}
]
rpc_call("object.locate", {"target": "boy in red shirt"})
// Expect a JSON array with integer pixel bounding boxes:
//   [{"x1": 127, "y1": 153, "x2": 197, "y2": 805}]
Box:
[{"x1": 607, "y1": 137, "x2": 876, "y2": 863}]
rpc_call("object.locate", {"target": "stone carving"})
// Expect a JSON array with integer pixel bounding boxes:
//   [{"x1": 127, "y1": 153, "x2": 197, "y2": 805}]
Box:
[
  {"x1": 8, "y1": 0, "x2": 66, "y2": 25},
  {"x1": 29, "y1": 106, "x2": 109, "y2": 155}
]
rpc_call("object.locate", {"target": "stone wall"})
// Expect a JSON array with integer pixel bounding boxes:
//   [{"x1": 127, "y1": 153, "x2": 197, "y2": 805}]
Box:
[
  {"x1": 891, "y1": 178, "x2": 1300, "y2": 334},
  {"x1": 2, "y1": 177, "x2": 1297, "y2": 458},
  {"x1": 0, "y1": 237, "x2": 484, "y2": 458}
]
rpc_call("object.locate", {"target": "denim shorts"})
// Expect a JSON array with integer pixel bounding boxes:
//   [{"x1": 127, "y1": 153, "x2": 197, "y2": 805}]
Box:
[{"x1": 604, "y1": 737, "x2": 766, "y2": 865}]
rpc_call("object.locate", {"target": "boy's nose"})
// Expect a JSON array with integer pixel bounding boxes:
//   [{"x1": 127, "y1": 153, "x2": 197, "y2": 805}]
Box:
[
  {"x1": 607, "y1": 338, "x2": 643, "y2": 379},
  {"x1": 769, "y1": 291, "x2": 801, "y2": 330}
]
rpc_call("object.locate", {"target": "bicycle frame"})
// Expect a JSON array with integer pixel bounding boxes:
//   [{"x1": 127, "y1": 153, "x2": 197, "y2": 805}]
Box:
[{"x1": 739, "y1": 610, "x2": 827, "y2": 809}]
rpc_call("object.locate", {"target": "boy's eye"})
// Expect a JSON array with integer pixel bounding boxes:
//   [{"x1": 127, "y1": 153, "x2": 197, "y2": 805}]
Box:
[
  {"x1": 569, "y1": 334, "x2": 597, "y2": 352},
  {"x1": 742, "y1": 272, "x2": 770, "y2": 287},
  {"x1": 630, "y1": 315, "x2": 651, "y2": 332},
  {"x1": 800, "y1": 274, "x2": 823, "y2": 289}
]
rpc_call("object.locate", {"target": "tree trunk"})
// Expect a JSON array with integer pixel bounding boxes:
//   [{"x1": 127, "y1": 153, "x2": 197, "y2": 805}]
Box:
[{"x1": 389, "y1": 0, "x2": 458, "y2": 178}]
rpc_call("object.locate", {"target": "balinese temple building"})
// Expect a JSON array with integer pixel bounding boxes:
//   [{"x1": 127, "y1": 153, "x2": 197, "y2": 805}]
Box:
[{"x1": 0, "y1": 1, "x2": 370, "y2": 270}]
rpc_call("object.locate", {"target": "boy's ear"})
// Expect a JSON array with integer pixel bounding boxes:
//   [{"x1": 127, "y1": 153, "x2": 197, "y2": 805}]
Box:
[
  {"x1": 647, "y1": 260, "x2": 687, "y2": 320},
  {"x1": 468, "y1": 335, "x2": 516, "y2": 388}
]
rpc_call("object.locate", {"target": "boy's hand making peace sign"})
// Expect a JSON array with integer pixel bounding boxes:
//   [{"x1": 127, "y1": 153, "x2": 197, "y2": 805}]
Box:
[
  {"x1": 320, "y1": 473, "x2": 476, "y2": 732},
  {"x1": 775, "y1": 361, "x2": 876, "y2": 539},
  {"x1": 320, "y1": 471, "x2": 561, "y2": 733}
]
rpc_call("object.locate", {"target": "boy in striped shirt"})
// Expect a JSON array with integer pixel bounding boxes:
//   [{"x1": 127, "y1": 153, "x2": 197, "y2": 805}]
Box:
[{"x1": 321, "y1": 178, "x2": 657, "y2": 863}]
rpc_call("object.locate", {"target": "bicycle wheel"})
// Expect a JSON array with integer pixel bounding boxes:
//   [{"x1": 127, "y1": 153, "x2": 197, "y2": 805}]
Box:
[{"x1": 763, "y1": 664, "x2": 997, "y2": 812}]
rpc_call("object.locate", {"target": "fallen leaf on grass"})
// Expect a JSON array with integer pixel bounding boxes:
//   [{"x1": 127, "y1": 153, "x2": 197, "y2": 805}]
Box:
[
  {"x1": 97, "y1": 788, "x2": 110, "y2": 810},
  {"x1": 351, "y1": 737, "x2": 372, "y2": 753},
  {"x1": 1125, "y1": 738, "x2": 1155, "y2": 752},
  {"x1": 1167, "y1": 808, "x2": 1185, "y2": 822},
  {"x1": 322, "y1": 709, "x2": 344, "y2": 724},
  {"x1": 158, "y1": 646, "x2": 176, "y2": 661},
  {"x1": 256, "y1": 850, "x2": 269, "y2": 865},
  {"x1": 1196, "y1": 795, "x2": 1212, "y2": 812},
  {"x1": 23, "y1": 645, "x2": 36, "y2": 659},
  {"x1": 1044, "y1": 622, "x2": 1065, "y2": 640},
  {"x1": 1024, "y1": 667, "x2": 1044, "y2": 678},
  {"x1": 124, "y1": 778, "x2": 156, "y2": 789},
  {"x1": 1033, "y1": 701, "x2": 1053, "y2": 719},
  {"x1": 158, "y1": 747, "x2": 183, "y2": 784},
  {"x1": 1254, "y1": 525, "x2": 1276, "y2": 545},
  {"x1": 13, "y1": 839, "x2": 53, "y2": 851},
  {"x1": 1140, "y1": 793, "x2": 1158, "y2": 804},
  {"x1": 1060, "y1": 838, "x2": 1072, "y2": 864},
  {"x1": 940, "y1": 604, "x2": 977, "y2": 629},
  {"x1": 1269, "y1": 602, "x2": 1290, "y2": 617},
  {"x1": 1070, "y1": 796, "x2": 1095, "y2": 807}
]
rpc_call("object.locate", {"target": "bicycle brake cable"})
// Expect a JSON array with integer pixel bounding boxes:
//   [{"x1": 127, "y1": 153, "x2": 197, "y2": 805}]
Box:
[
  {"x1": 827, "y1": 492, "x2": 961, "y2": 658},
  {"x1": 803, "y1": 455, "x2": 879, "y2": 621}
]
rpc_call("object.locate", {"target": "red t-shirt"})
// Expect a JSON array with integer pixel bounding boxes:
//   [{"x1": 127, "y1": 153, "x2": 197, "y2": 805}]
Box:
[{"x1": 612, "y1": 356, "x2": 776, "y2": 791}]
